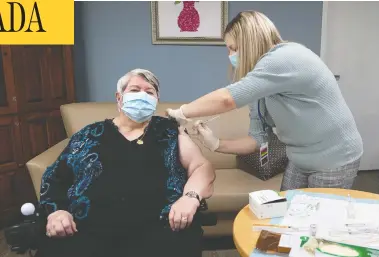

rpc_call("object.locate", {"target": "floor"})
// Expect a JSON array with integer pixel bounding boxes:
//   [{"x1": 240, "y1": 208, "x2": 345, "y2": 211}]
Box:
[{"x1": 1, "y1": 170, "x2": 378, "y2": 257}]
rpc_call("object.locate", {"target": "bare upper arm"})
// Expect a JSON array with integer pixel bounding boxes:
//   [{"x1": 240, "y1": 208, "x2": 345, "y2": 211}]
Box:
[{"x1": 178, "y1": 127, "x2": 209, "y2": 176}]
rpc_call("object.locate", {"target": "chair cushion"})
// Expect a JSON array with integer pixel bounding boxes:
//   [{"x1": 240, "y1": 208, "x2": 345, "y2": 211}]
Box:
[{"x1": 207, "y1": 169, "x2": 283, "y2": 212}]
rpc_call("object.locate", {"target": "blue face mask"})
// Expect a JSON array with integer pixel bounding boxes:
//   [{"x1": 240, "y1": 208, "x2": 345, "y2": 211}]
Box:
[
  {"x1": 229, "y1": 52, "x2": 238, "y2": 68},
  {"x1": 121, "y1": 91, "x2": 158, "y2": 123}
]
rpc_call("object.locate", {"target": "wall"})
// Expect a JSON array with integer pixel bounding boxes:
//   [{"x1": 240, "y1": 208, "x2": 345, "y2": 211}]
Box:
[
  {"x1": 322, "y1": 1, "x2": 379, "y2": 170},
  {"x1": 74, "y1": 1, "x2": 323, "y2": 102}
]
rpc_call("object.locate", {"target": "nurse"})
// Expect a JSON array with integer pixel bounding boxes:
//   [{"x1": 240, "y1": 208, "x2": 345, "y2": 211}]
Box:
[{"x1": 167, "y1": 10, "x2": 363, "y2": 190}]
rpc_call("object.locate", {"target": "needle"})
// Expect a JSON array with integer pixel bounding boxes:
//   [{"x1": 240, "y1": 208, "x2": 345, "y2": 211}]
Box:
[
  {"x1": 200, "y1": 115, "x2": 220, "y2": 124},
  {"x1": 187, "y1": 116, "x2": 221, "y2": 137},
  {"x1": 345, "y1": 223, "x2": 368, "y2": 228}
]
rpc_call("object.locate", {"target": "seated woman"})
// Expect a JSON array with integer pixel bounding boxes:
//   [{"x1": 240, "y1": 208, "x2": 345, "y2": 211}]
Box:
[{"x1": 36, "y1": 69, "x2": 215, "y2": 257}]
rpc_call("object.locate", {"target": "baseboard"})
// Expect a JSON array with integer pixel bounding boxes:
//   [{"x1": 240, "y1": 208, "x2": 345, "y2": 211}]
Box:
[
  {"x1": 202, "y1": 249, "x2": 241, "y2": 257},
  {"x1": 202, "y1": 236, "x2": 236, "y2": 250}
]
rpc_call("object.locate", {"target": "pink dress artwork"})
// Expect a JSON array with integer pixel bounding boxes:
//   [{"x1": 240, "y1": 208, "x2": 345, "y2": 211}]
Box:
[{"x1": 176, "y1": 1, "x2": 200, "y2": 32}]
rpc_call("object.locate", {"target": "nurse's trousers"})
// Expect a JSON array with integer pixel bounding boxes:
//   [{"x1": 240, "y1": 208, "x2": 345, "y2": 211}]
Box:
[{"x1": 280, "y1": 158, "x2": 361, "y2": 191}]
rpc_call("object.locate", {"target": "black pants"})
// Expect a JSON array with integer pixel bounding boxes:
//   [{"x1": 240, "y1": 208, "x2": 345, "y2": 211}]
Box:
[{"x1": 35, "y1": 224, "x2": 203, "y2": 257}]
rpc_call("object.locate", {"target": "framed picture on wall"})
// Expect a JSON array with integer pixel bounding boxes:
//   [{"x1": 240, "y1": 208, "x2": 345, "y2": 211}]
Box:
[{"x1": 151, "y1": 1, "x2": 228, "y2": 45}]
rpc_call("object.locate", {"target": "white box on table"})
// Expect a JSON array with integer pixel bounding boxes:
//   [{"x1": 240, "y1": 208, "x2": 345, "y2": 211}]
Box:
[{"x1": 249, "y1": 190, "x2": 287, "y2": 219}]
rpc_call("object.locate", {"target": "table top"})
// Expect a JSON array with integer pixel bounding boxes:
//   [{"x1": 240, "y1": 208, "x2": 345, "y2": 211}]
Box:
[{"x1": 233, "y1": 188, "x2": 379, "y2": 257}]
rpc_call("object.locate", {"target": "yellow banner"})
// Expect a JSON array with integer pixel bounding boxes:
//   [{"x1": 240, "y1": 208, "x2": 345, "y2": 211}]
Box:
[{"x1": 0, "y1": 0, "x2": 74, "y2": 44}]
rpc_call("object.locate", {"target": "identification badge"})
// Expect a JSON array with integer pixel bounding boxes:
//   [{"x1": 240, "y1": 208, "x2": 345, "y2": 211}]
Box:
[{"x1": 260, "y1": 142, "x2": 269, "y2": 167}]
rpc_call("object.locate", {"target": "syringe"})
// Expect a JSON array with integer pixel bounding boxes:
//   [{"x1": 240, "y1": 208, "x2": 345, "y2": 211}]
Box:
[{"x1": 347, "y1": 193, "x2": 356, "y2": 219}]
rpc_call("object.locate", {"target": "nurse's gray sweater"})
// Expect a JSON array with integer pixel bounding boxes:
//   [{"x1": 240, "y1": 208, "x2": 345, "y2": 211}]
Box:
[{"x1": 227, "y1": 42, "x2": 363, "y2": 170}]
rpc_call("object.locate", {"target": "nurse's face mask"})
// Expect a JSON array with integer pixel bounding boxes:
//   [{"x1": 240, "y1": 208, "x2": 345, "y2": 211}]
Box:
[
  {"x1": 229, "y1": 52, "x2": 238, "y2": 68},
  {"x1": 225, "y1": 35, "x2": 238, "y2": 68}
]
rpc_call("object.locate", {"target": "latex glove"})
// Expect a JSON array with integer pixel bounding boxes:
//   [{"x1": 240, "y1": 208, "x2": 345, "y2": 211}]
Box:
[
  {"x1": 166, "y1": 105, "x2": 191, "y2": 125},
  {"x1": 46, "y1": 210, "x2": 77, "y2": 238},
  {"x1": 194, "y1": 120, "x2": 220, "y2": 152}
]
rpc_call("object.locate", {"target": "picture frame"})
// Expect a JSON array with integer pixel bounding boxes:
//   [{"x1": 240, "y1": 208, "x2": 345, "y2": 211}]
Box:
[{"x1": 151, "y1": 1, "x2": 229, "y2": 45}]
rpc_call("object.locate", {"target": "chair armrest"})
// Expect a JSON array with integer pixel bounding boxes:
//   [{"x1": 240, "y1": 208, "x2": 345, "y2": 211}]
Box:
[
  {"x1": 198, "y1": 212, "x2": 217, "y2": 227},
  {"x1": 26, "y1": 139, "x2": 69, "y2": 199}
]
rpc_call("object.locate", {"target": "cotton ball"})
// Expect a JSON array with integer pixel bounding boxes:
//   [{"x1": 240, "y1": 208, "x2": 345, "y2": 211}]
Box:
[{"x1": 21, "y1": 203, "x2": 35, "y2": 216}]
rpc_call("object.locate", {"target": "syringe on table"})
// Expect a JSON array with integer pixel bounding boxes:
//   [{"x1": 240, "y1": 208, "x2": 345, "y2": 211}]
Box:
[
  {"x1": 328, "y1": 222, "x2": 379, "y2": 237},
  {"x1": 252, "y1": 224, "x2": 317, "y2": 236},
  {"x1": 329, "y1": 229, "x2": 379, "y2": 237},
  {"x1": 347, "y1": 193, "x2": 356, "y2": 219}
]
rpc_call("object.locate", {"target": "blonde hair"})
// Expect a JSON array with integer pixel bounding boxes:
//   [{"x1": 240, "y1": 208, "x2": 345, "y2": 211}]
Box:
[{"x1": 225, "y1": 11, "x2": 284, "y2": 82}]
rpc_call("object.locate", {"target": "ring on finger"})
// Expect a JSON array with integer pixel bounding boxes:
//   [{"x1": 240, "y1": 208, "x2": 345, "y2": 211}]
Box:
[
  {"x1": 181, "y1": 216, "x2": 188, "y2": 221},
  {"x1": 46, "y1": 231, "x2": 51, "y2": 237}
]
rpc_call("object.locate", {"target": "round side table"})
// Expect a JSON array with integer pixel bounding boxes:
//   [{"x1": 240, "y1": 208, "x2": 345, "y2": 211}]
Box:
[{"x1": 233, "y1": 188, "x2": 379, "y2": 257}]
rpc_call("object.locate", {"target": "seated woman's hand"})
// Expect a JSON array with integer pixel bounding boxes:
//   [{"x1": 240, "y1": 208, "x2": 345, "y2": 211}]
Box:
[
  {"x1": 46, "y1": 210, "x2": 78, "y2": 238},
  {"x1": 169, "y1": 196, "x2": 200, "y2": 231}
]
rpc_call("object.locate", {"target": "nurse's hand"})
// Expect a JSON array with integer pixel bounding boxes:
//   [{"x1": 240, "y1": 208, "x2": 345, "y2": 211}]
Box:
[
  {"x1": 194, "y1": 121, "x2": 220, "y2": 152},
  {"x1": 166, "y1": 105, "x2": 191, "y2": 125}
]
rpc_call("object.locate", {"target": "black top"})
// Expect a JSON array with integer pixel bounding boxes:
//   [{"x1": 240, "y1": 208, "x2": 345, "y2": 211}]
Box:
[
  {"x1": 39, "y1": 116, "x2": 192, "y2": 235},
  {"x1": 79, "y1": 119, "x2": 168, "y2": 232}
]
